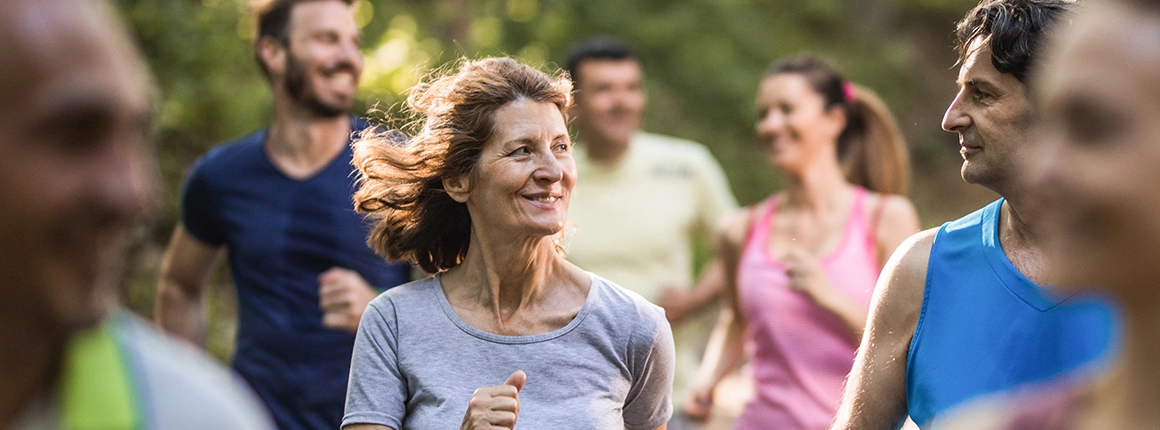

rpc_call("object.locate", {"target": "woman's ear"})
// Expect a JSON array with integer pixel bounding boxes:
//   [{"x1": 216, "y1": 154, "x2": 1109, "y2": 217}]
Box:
[
  {"x1": 825, "y1": 104, "x2": 849, "y2": 138},
  {"x1": 443, "y1": 175, "x2": 471, "y2": 203}
]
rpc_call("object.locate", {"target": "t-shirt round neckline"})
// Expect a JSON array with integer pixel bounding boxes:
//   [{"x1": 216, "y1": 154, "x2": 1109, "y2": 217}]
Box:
[
  {"x1": 256, "y1": 116, "x2": 365, "y2": 184},
  {"x1": 431, "y1": 273, "x2": 597, "y2": 344}
]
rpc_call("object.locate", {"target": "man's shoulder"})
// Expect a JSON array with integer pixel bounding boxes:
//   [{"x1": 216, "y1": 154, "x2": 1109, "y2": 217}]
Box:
[
  {"x1": 943, "y1": 198, "x2": 1003, "y2": 234},
  {"x1": 631, "y1": 132, "x2": 726, "y2": 183},
  {"x1": 870, "y1": 228, "x2": 939, "y2": 320},
  {"x1": 894, "y1": 228, "x2": 940, "y2": 274},
  {"x1": 113, "y1": 314, "x2": 274, "y2": 429}
]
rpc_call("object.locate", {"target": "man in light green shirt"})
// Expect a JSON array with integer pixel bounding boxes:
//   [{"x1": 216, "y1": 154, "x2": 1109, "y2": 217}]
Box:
[{"x1": 563, "y1": 37, "x2": 738, "y2": 421}]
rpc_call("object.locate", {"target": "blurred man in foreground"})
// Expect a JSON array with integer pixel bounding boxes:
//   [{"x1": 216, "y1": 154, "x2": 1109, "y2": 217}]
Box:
[{"x1": 0, "y1": 0, "x2": 272, "y2": 427}]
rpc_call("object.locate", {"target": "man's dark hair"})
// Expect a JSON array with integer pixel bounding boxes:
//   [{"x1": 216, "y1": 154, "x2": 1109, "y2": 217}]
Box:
[
  {"x1": 252, "y1": 0, "x2": 354, "y2": 78},
  {"x1": 954, "y1": 0, "x2": 1076, "y2": 82},
  {"x1": 564, "y1": 36, "x2": 639, "y2": 85}
]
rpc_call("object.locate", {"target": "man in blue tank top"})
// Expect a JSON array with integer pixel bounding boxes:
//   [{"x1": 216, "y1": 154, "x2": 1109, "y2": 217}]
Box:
[
  {"x1": 831, "y1": 0, "x2": 1118, "y2": 428},
  {"x1": 154, "y1": 1, "x2": 411, "y2": 429}
]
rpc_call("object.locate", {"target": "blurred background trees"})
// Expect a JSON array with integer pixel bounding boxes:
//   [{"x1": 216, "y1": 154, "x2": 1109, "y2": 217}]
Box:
[{"x1": 112, "y1": 0, "x2": 998, "y2": 360}]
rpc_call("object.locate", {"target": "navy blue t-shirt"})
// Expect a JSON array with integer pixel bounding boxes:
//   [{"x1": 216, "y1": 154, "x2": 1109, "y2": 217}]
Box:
[{"x1": 180, "y1": 117, "x2": 410, "y2": 429}]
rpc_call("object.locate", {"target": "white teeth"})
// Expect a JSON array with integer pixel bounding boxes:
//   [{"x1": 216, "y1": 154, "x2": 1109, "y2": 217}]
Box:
[{"x1": 532, "y1": 196, "x2": 558, "y2": 203}]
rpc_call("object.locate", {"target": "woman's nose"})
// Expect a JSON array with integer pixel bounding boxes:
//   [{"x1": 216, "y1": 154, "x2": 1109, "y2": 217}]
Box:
[{"x1": 533, "y1": 150, "x2": 564, "y2": 183}]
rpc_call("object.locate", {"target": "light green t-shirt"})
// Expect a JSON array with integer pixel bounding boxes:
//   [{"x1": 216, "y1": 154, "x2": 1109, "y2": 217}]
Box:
[{"x1": 565, "y1": 131, "x2": 738, "y2": 402}]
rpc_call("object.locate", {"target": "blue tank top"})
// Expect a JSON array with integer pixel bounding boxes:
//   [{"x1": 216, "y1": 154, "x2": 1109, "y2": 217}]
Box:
[{"x1": 905, "y1": 199, "x2": 1118, "y2": 427}]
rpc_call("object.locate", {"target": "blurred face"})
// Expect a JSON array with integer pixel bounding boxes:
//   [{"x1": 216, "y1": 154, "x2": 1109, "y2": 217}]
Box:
[
  {"x1": 0, "y1": 0, "x2": 154, "y2": 333},
  {"x1": 754, "y1": 73, "x2": 846, "y2": 174},
  {"x1": 449, "y1": 99, "x2": 576, "y2": 239},
  {"x1": 942, "y1": 40, "x2": 1034, "y2": 190},
  {"x1": 571, "y1": 59, "x2": 646, "y2": 149},
  {"x1": 279, "y1": 0, "x2": 363, "y2": 117},
  {"x1": 1031, "y1": 1, "x2": 1160, "y2": 293}
]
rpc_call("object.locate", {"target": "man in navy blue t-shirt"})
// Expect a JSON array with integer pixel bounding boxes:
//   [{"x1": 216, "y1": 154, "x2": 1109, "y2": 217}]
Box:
[{"x1": 154, "y1": 1, "x2": 410, "y2": 429}]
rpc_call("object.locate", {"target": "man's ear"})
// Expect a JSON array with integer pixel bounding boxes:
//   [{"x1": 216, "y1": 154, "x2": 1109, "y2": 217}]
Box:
[
  {"x1": 443, "y1": 174, "x2": 471, "y2": 203},
  {"x1": 257, "y1": 36, "x2": 287, "y2": 78}
]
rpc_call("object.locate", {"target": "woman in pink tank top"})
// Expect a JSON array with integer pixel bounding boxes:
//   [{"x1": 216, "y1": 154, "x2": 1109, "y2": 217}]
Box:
[{"x1": 682, "y1": 56, "x2": 920, "y2": 429}]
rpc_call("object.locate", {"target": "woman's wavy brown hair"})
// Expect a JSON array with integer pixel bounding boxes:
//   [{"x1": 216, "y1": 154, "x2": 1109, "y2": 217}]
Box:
[{"x1": 352, "y1": 57, "x2": 573, "y2": 273}]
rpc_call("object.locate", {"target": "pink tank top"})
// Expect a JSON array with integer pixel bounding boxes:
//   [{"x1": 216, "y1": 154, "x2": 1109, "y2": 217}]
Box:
[{"x1": 733, "y1": 188, "x2": 881, "y2": 430}]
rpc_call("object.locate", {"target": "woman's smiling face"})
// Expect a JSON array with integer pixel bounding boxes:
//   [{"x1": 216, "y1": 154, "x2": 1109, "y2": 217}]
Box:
[
  {"x1": 449, "y1": 98, "x2": 576, "y2": 240},
  {"x1": 755, "y1": 73, "x2": 846, "y2": 174}
]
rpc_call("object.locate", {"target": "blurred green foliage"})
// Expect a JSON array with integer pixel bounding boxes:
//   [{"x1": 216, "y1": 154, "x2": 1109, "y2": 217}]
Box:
[{"x1": 112, "y1": 0, "x2": 1000, "y2": 361}]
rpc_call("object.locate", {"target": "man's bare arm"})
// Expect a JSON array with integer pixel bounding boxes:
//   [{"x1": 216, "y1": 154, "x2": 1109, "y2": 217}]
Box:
[
  {"x1": 683, "y1": 209, "x2": 751, "y2": 421},
  {"x1": 155, "y1": 225, "x2": 223, "y2": 345},
  {"x1": 658, "y1": 256, "x2": 727, "y2": 325},
  {"x1": 831, "y1": 228, "x2": 936, "y2": 430}
]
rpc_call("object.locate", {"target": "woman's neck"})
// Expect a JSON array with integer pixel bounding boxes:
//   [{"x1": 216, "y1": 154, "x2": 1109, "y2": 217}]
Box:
[
  {"x1": 445, "y1": 228, "x2": 563, "y2": 313},
  {"x1": 781, "y1": 154, "x2": 852, "y2": 212}
]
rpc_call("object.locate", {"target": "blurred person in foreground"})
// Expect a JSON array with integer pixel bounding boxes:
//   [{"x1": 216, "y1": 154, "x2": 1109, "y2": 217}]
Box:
[
  {"x1": 832, "y1": 0, "x2": 1118, "y2": 428},
  {"x1": 154, "y1": 0, "x2": 411, "y2": 428},
  {"x1": 562, "y1": 37, "x2": 738, "y2": 421},
  {"x1": 0, "y1": 0, "x2": 273, "y2": 428},
  {"x1": 934, "y1": 0, "x2": 1159, "y2": 427},
  {"x1": 341, "y1": 57, "x2": 674, "y2": 430},
  {"x1": 682, "y1": 55, "x2": 920, "y2": 430}
]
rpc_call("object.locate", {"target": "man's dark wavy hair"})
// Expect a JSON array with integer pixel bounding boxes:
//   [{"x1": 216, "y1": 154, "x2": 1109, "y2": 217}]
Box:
[{"x1": 954, "y1": 0, "x2": 1076, "y2": 82}]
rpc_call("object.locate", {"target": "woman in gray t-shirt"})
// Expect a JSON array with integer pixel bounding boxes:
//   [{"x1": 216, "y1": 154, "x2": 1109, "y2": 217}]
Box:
[{"x1": 342, "y1": 57, "x2": 674, "y2": 430}]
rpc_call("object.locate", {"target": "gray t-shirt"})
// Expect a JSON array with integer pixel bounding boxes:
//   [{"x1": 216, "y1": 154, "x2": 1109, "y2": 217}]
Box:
[{"x1": 343, "y1": 274, "x2": 674, "y2": 430}]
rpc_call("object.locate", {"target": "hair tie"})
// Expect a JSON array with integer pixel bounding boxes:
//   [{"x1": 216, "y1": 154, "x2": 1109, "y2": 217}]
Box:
[{"x1": 842, "y1": 81, "x2": 856, "y2": 104}]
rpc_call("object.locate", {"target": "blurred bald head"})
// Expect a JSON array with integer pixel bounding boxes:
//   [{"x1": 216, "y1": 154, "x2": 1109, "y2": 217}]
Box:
[
  {"x1": 0, "y1": 0, "x2": 150, "y2": 110},
  {"x1": 0, "y1": 0, "x2": 156, "y2": 334}
]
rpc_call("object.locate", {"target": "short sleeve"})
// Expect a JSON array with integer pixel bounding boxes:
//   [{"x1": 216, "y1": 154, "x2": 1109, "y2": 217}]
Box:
[
  {"x1": 622, "y1": 309, "x2": 675, "y2": 430},
  {"x1": 342, "y1": 298, "x2": 407, "y2": 429},
  {"x1": 179, "y1": 157, "x2": 227, "y2": 246},
  {"x1": 689, "y1": 146, "x2": 738, "y2": 241}
]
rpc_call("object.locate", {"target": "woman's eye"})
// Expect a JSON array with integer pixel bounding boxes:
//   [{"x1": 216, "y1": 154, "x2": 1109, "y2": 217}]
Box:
[
  {"x1": 553, "y1": 141, "x2": 570, "y2": 152},
  {"x1": 510, "y1": 147, "x2": 530, "y2": 156}
]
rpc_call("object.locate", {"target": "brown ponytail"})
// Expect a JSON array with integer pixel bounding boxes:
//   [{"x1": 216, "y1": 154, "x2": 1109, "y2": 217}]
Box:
[
  {"x1": 840, "y1": 83, "x2": 910, "y2": 195},
  {"x1": 766, "y1": 55, "x2": 911, "y2": 195}
]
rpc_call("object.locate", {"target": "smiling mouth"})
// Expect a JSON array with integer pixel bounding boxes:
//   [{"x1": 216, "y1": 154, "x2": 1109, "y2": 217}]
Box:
[
  {"x1": 529, "y1": 196, "x2": 559, "y2": 203},
  {"x1": 324, "y1": 71, "x2": 356, "y2": 87}
]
